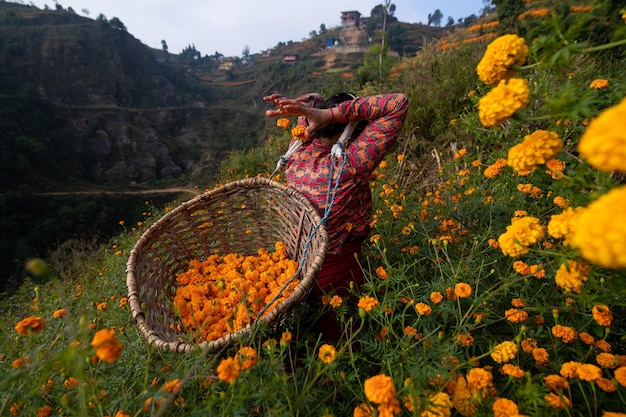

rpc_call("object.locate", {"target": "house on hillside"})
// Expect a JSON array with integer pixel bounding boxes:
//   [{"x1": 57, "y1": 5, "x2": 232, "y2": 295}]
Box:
[
  {"x1": 341, "y1": 11, "x2": 361, "y2": 28},
  {"x1": 283, "y1": 54, "x2": 300, "y2": 63}
]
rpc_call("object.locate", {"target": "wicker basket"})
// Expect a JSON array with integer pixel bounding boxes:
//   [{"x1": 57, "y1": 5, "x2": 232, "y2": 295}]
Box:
[{"x1": 125, "y1": 177, "x2": 328, "y2": 353}]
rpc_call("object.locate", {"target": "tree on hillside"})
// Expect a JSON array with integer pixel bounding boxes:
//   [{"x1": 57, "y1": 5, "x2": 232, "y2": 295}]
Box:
[
  {"x1": 428, "y1": 9, "x2": 443, "y2": 27},
  {"x1": 319, "y1": 23, "x2": 327, "y2": 34},
  {"x1": 446, "y1": 16, "x2": 455, "y2": 27},
  {"x1": 161, "y1": 40, "x2": 168, "y2": 53},
  {"x1": 109, "y1": 17, "x2": 127, "y2": 32}
]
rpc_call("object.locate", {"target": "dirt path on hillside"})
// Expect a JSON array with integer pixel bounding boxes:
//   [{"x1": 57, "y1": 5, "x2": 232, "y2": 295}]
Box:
[{"x1": 34, "y1": 187, "x2": 201, "y2": 197}]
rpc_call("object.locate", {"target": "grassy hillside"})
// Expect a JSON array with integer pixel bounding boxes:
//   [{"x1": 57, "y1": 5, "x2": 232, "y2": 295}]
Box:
[{"x1": 2, "y1": 1, "x2": 626, "y2": 416}]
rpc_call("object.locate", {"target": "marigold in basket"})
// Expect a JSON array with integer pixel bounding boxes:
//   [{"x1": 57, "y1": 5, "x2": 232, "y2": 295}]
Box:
[{"x1": 173, "y1": 242, "x2": 300, "y2": 342}]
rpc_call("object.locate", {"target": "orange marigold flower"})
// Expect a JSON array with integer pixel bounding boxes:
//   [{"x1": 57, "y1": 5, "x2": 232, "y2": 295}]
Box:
[
  {"x1": 217, "y1": 357, "x2": 240, "y2": 383},
  {"x1": 533, "y1": 347, "x2": 549, "y2": 366},
  {"x1": 12, "y1": 356, "x2": 29, "y2": 368},
  {"x1": 596, "y1": 377, "x2": 617, "y2": 393},
  {"x1": 235, "y1": 347, "x2": 258, "y2": 370},
  {"x1": 500, "y1": 363, "x2": 525, "y2": 379},
  {"x1": 375, "y1": 266, "x2": 388, "y2": 280},
  {"x1": 291, "y1": 125, "x2": 306, "y2": 140},
  {"x1": 457, "y1": 333, "x2": 474, "y2": 347},
  {"x1": 430, "y1": 291, "x2": 444, "y2": 304},
  {"x1": 492, "y1": 397, "x2": 521, "y2": 417},
  {"x1": 53, "y1": 309, "x2": 68, "y2": 319},
  {"x1": 455, "y1": 282, "x2": 472, "y2": 298},
  {"x1": 615, "y1": 367, "x2": 626, "y2": 387},
  {"x1": 544, "y1": 374, "x2": 568, "y2": 391},
  {"x1": 545, "y1": 392, "x2": 571, "y2": 408},
  {"x1": 38, "y1": 405, "x2": 54, "y2": 417},
  {"x1": 318, "y1": 344, "x2": 336, "y2": 364},
  {"x1": 596, "y1": 339, "x2": 612, "y2": 353},
  {"x1": 90, "y1": 328, "x2": 123, "y2": 363},
  {"x1": 505, "y1": 308, "x2": 528, "y2": 323},
  {"x1": 276, "y1": 118, "x2": 291, "y2": 129},
  {"x1": 592, "y1": 304, "x2": 613, "y2": 327},
  {"x1": 162, "y1": 378, "x2": 183, "y2": 394},
  {"x1": 589, "y1": 79, "x2": 609, "y2": 90},
  {"x1": 577, "y1": 364, "x2": 602, "y2": 382},
  {"x1": 467, "y1": 367, "x2": 493, "y2": 389},
  {"x1": 579, "y1": 332, "x2": 595, "y2": 345},
  {"x1": 64, "y1": 377, "x2": 79, "y2": 389},
  {"x1": 358, "y1": 296, "x2": 379, "y2": 312},
  {"x1": 328, "y1": 295, "x2": 342, "y2": 308},
  {"x1": 15, "y1": 316, "x2": 45, "y2": 336},
  {"x1": 354, "y1": 403, "x2": 375, "y2": 417},
  {"x1": 508, "y1": 130, "x2": 563, "y2": 175},
  {"x1": 597, "y1": 353, "x2": 618, "y2": 368},
  {"x1": 560, "y1": 361, "x2": 580, "y2": 379},
  {"x1": 484, "y1": 158, "x2": 508, "y2": 178},
  {"x1": 364, "y1": 374, "x2": 396, "y2": 405},
  {"x1": 415, "y1": 302, "x2": 432, "y2": 316},
  {"x1": 552, "y1": 324, "x2": 578, "y2": 343}
]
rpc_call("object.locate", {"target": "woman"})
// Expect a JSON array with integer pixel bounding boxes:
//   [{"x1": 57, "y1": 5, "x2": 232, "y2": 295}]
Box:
[{"x1": 264, "y1": 92, "x2": 409, "y2": 341}]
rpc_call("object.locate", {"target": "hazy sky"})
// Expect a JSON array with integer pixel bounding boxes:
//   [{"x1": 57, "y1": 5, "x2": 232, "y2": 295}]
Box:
[{"x1": 28, "y1": 0, "x2": 489, "y2": 56}]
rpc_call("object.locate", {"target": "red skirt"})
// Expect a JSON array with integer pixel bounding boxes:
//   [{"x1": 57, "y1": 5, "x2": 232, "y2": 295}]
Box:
[{"x1": 312, "y1": 239, "x2": 364, "y2": 297}]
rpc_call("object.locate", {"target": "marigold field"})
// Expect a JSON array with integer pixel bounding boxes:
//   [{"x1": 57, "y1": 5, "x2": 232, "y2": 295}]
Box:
[{"x1": 2, "y1": 2, "x2": 626, "y2": 417}]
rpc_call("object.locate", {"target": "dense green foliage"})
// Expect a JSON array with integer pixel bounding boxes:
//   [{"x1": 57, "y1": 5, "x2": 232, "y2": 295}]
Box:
[{"x1": 2, "y1": 1, "x2": 626, "y2": 416}]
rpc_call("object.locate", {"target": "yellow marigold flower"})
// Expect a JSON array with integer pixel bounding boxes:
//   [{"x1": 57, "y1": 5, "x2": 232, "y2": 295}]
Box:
[
  {"x1": 217, "y1": 357, "x2": 240, "y2": 383},
  {"x1": 376, "y1": 266, "x2": 388, "y2": 280},
  {"x1": 422, "y1": 392, "x2": 452, "y2": 417},
  {"x1": 498, "y1": 216, "x2": 544, "y2": 257},
  {"x1": 501, "y1": 364, "x2": 525, "y2": 378},
  {"x1": 455, "y1": 282, "x2": 472, "y2": 298},
  {"x1": 15, "y1": 316, "x2": 45, "y2": 336},
  {"x1": 354, "y1": 403, "x2": 375, "y2": 417},
  {"x1": 555, "y1": 259, "x2": 590, "y2": 293},
  {"x1": 476, "y1": 34, "x2": 528, "y2": 86},
  {"x1": 467, "y1": 367, "x2": 493, "y2": 389},
  {"x1": 364, "y1": 374, "x2": 396, "y2": 405},
  {"x1": 318, "y1": 344, "x2": 336, "y2": 364},
  {"x1": 505, "y1": 308, "x2": 528, "y2": 323},
  {"x1": 577, "y1": 364, "x2": 602, "y2": 382},
  {"x1": 592, "y1": 305, "x2": 613, "y2": 327},
  {"x1": 235, "y1": 346, "x2": 258, "y2": 370},
  {"x1": 415, "y1": 302, "x2": 432, "y2": 316},
  {"x1": 430, "y1": 291, "x2": 444, "y2": 304},
  {"x1": 276, "y1": 118, "x2": 291, "y2": 129},
  {"x1": 358, "y1": 296, "x2": 379, "y2": 312},
  {"x1": 545, "y1": 392, "x2": 571, "y2": 408},
  {"x1": 478, "y1": 78, "x2": 529, "y2": 127},
  {"x1": 578, "y1": 97, "x2": 626, "y2": 172},
  {"x1": 484, "y1": 158, "x2": 507, "y2": 178},
  {"x1": 507, "y1": 130, "x2": 563, "y2": 175},
  {"x1": 571, "y1": 185, "x2": 626, "y2": 268},
  {"x1": 547, "y1": 207, "x2": 583, "y2": 245},
  {"x1": 560, "y1": 361, "x2": 580, "y2": 378},
  {"x1": 452, "y1": 374, "x2": 485, "y2": 416},
  {"x1": 90, "y1": 328, "x2": 123, "y2": 363},
  {"x1": 589, "y1": 79, "x2": 609, "y2": 89},
  {"x1": 491, "y1": 341, "x2": 518, "y2": 363},
  {"x1": 291, "y1": 125, "x2": 306, "y2": 140},
  {"x1": 492, "y1": 397, "x2": 520, "y2": 417},
  {"x1": 544, "y1": 374, "x2": 569, "y2": 391}
]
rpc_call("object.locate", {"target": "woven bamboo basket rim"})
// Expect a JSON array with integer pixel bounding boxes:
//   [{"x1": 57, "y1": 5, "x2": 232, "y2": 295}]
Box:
[{"x1": 125, "y1": 177, "x2": 328, "y2": 353}]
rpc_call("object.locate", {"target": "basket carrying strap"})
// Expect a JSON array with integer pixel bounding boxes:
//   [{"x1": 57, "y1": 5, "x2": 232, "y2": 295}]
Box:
[{"x1": 256, "y1": 125, "x2": 350, "y2": 324}]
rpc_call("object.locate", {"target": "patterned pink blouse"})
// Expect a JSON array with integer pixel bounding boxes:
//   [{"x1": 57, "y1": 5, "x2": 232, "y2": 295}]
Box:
[{"x1": 284, "y1": 93, "x2": 409, "y2": 254}]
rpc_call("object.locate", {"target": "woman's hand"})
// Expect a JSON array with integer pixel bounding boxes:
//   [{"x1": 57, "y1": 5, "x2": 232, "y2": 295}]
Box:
[{"x1": 264, "y1": 93, "x2": 333, "y2": 139}]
